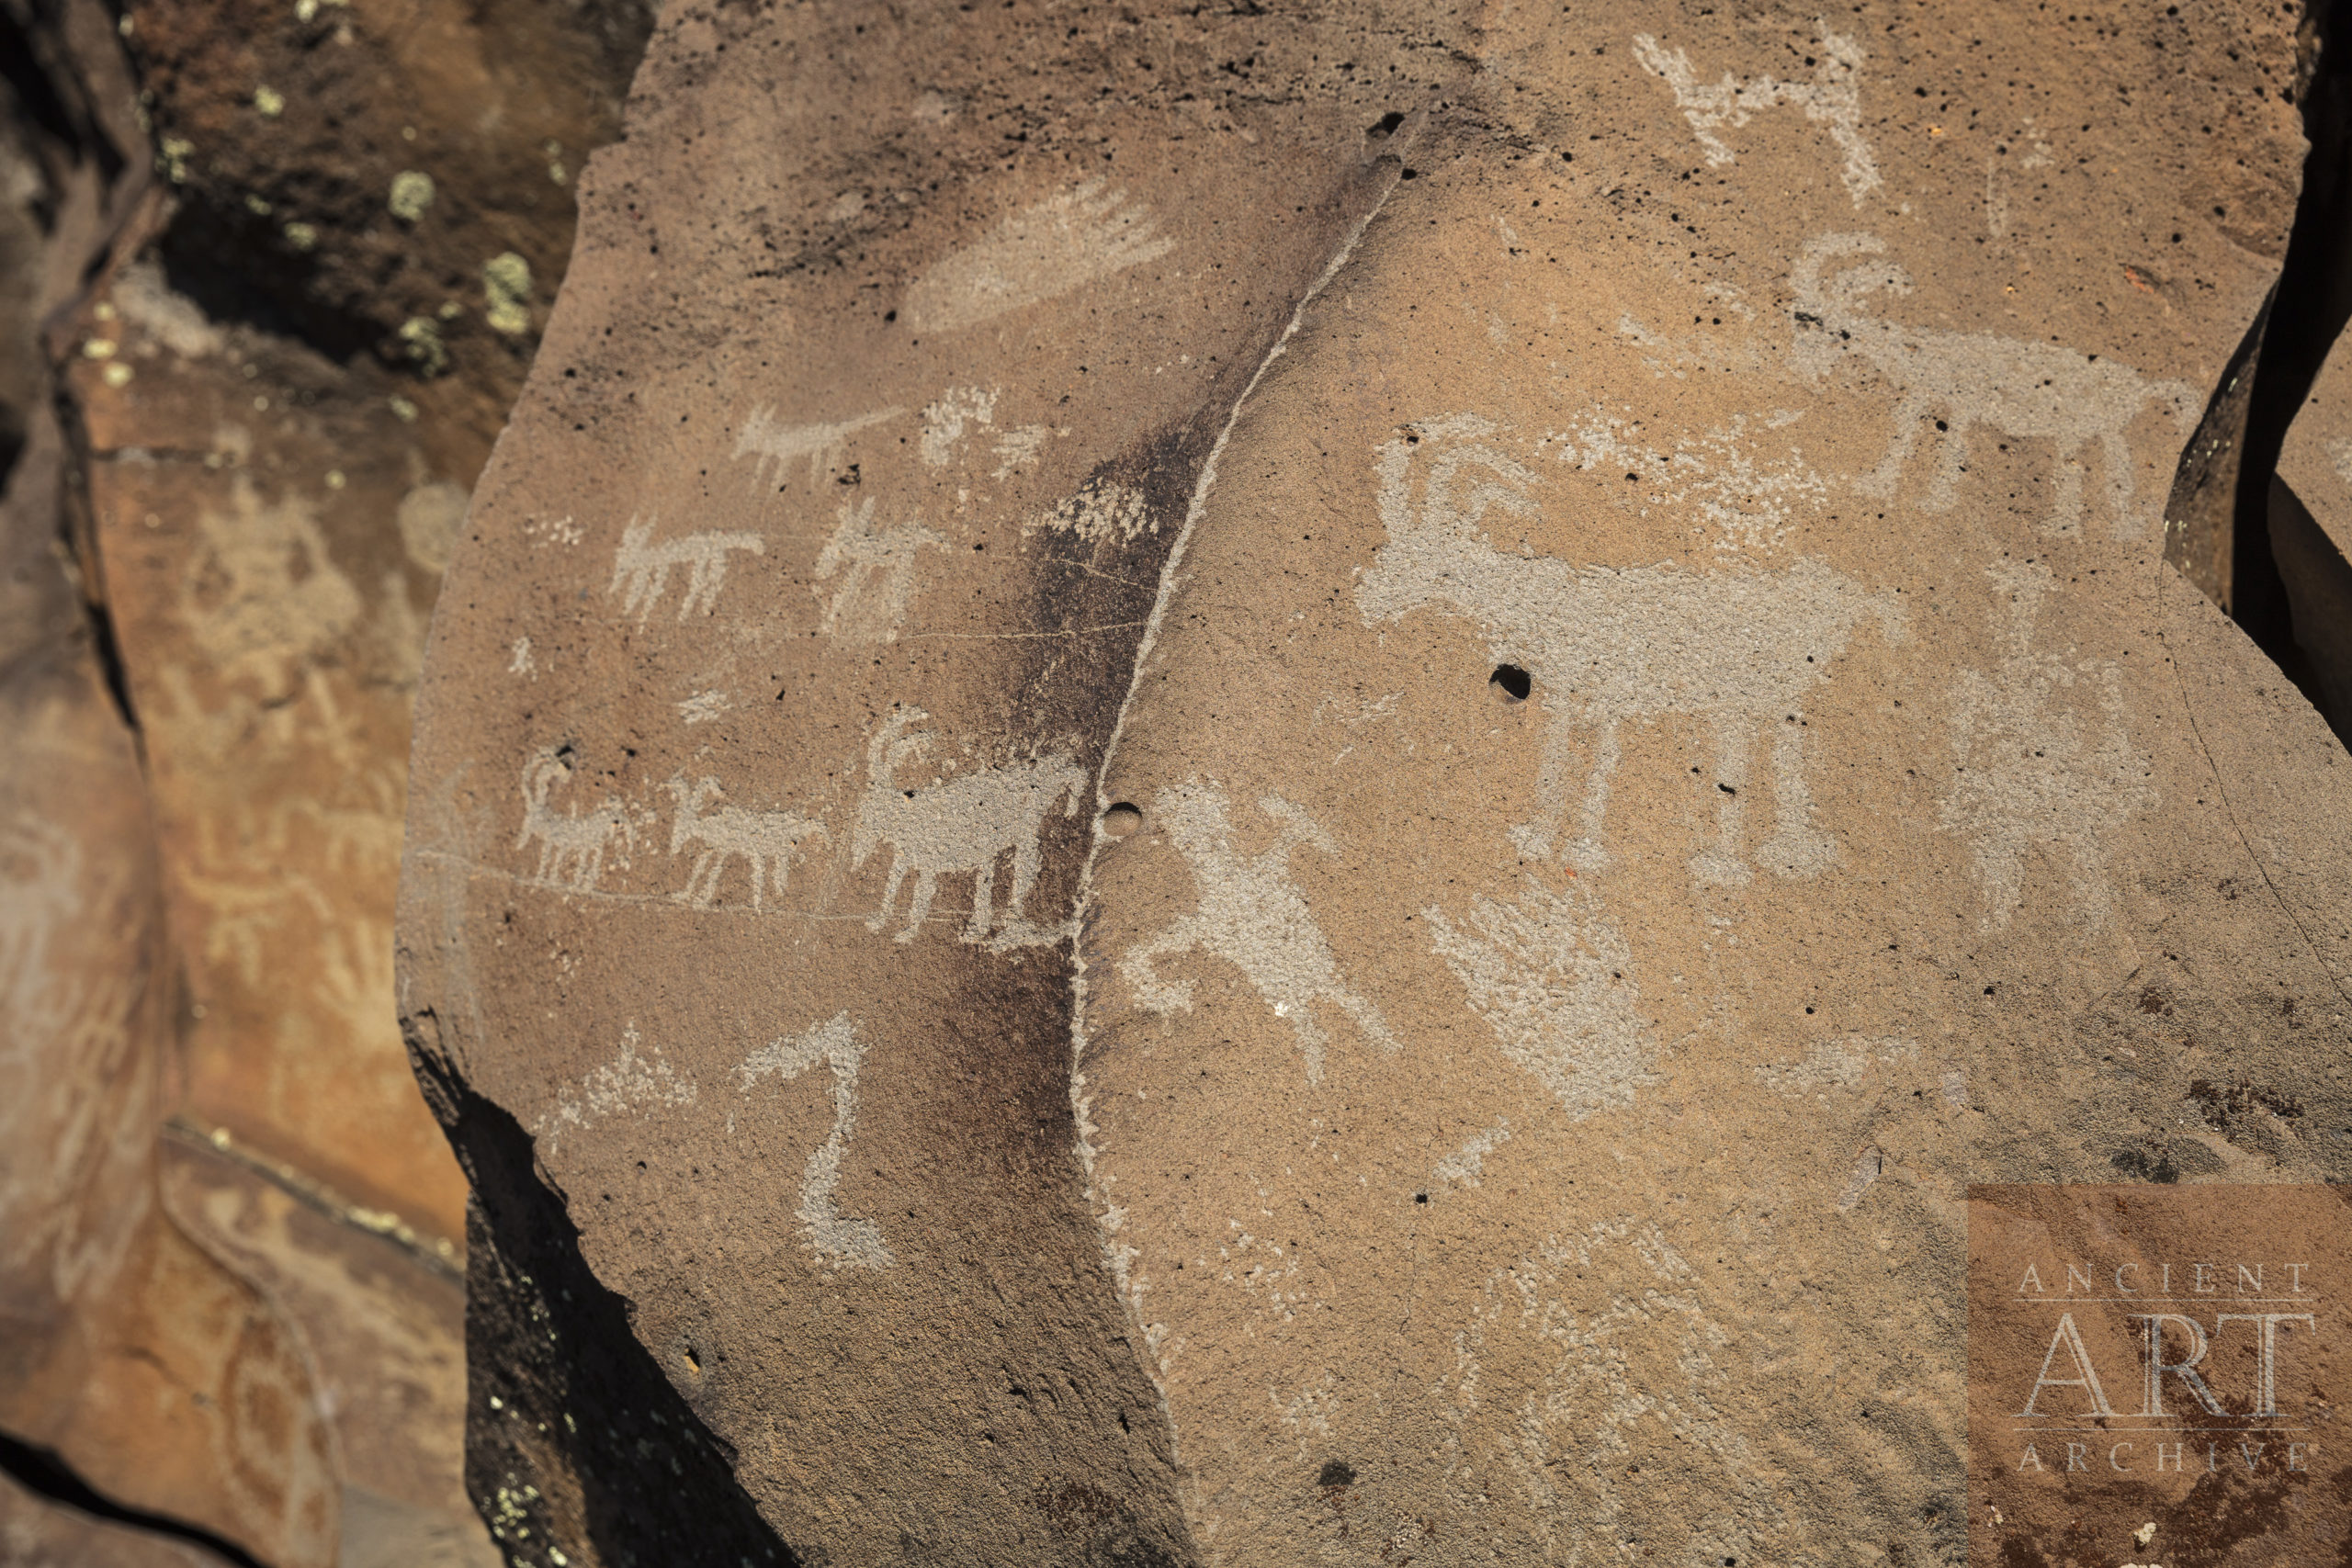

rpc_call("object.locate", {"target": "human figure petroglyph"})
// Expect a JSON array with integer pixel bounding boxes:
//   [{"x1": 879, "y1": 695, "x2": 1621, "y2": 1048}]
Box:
[
  {"x1": 1634, "y1": 25, "x2": 1881, "y2": 206},
  {"x1": 735, "y1": 403, "x2": 903, "y2": 488},
  {"x1": 1122, "y1": 782, "x2": 1396, "y2": 1085},
  {"x1": 1357, "y1": 417, "x2": 1905, "y2": 884},
  {"x1": 664, "y1": 776, "x2": 827, "y2": 912},
  {"x1": 608, "y1": 514, "x2": 766, "y2": 626},
  {"x1": 815, "y1": 497, "x2": 945, "y2": 644},
  {"x1": 1790, "y1": 234, "x2": 2199, "y2": 537},
  {"x1": 854, "y1": 708, "x2": 1087, "y2": 945},
  {"x1": 737, "y1": 1012, "x2": 893, "y2": 1269},
  {"x1": 516, "y1": 749, "x2": 634, "y2": 891}
]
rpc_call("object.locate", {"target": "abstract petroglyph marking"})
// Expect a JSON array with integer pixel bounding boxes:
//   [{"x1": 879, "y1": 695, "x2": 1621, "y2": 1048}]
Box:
[
  {"x1": 664, "y1": 776, "x2": 827, "y2": 912},
  {"x1": 1634, "y1": 25, "x2": 1881, "y2": 205},
  {"x1": 991, "y1": 424, "x2": 1051, "y2": 479},
  {"x1": 1553, "y1": 407, "x2": 1829, "y2": 553},
  {"x1": 515, "y1": 748, "x2": 635, "y2": 891},
  {"x1": 1359, "y1": 418, "x2": 1904, "y2": 883},
  {"x1": 1426, "y1": 880, "x2": 1657, "y2": 1120},
  {"x1": 1983, "y1": 123, "x2": 2054, "y2": 240},
  {"x1": 918, "y1": 386, "x2": 999, "y2": 467},
  {"x1": 899, "y1": 178, "x2": 1176, "y2": 334},
  {"x1": 854, "y1": 709, "x2": 1086, "y2": 946},
  {"x1": 676, "y1": 689, "x2": 729, "y2": 725},
  {"x1": 541, "y1": 1022, "x2": 696, "y2": 1150},
  {"x1": 1027, "y1": 476, "x2": 1154, "y2": 546},
  {"x1": 737, "y1": 1012, "x2": 893, "y2": 1269},
  {"x1": 1752, "y1": 1035, "x2": 1919, "y2": 1097},
  {"x1": 735, "y1": 404, "x2": 903, "y2": 489},
  {"x1": 1939, "y1": 561, "x2": 2154, "y2": 929},
  {"x1": 1791, "y1": 235, "x2": 2199, "y2": 537},
  {"x1": 608, "y1": 515, "x2": 766, "y2": 626},
  {"x1": 815, "y1": 497, "x2": 945, "y2": 644},
  {"x1": 1434, "y1": 1120, "x2": 1513, "y2": 1189},
  {"x1": 507, "y1": 637, "x2": 536, "y2": 676},
  {"x1": 1123, "y1": 781, "x2": 1396, "y2": 1084}
]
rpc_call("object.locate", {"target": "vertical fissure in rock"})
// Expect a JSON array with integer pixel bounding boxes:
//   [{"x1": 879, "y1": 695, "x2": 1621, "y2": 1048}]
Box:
[{"x1": 0, "y1": 1427, "x2": 264, "y2": 1568}]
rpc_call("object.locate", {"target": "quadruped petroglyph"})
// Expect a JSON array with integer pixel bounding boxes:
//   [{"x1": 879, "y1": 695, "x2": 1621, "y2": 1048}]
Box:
[
  {"x1": 816, "y1": 497, "x2": 945, "y2": 645},
  {"x1": 1939, "y1": 561, "x2": 2154, "y2": 929},
  {"x1": 1634, "y1": 25, "x2": 1882, "y2": 206},
  {"x1": 1791, "y1": 235, "x2": 2199, "y2": 536},
  {"x1": 515, "y1": 749, "x2": 634, "y2": 891},
  {"x1": 1358, "y1": 418, "x2": 1905, "y2": 884},
  {"x1": 735, "y1": 404, "x2": 904, "y2": 489},
  {"x1": 1122, "y1": 782, "x2": 1396, "y2": 1085},
  {"x1": 736, "y1": 1012, "x2": 893, "y2": 1269},
  {"x1": 854, "y1": 709, "x2": 1086, "y2": 946},
  {"x1": 1426, "y1": 880, "x2": 1657, "y2": 1120},
  {"x1": 664, "y1": 776, "x2": 827, "y2": 912},
  {"x1": 609, "y1": 515, "x2": 766, "y2": 626}
]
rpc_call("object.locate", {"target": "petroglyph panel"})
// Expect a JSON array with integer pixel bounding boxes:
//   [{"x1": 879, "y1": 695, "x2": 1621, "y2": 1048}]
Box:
[{"x1": 900, "y1": 179, "x2": 1176, "y2": 334}]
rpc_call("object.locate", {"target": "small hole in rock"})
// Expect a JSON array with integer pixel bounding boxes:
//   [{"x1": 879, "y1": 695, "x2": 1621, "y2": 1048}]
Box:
[
  {"x1": 1491, "y1": 664, "x2": 1532, "y2": 701},
  {"x1": 683, "y1": 1346, "x2": 701, "y2": 1372},
  {"x1": 1101, "y1": 803, "x2": 1143, "y2": 837},
  {"x1": 1317, "y1": 1461, "x2": 1357, "y2": 1488}
]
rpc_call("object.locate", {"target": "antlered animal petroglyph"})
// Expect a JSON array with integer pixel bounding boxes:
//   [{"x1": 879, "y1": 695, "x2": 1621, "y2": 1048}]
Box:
[
  {"x1": 1123, "y1": 782, "x2": 1396, "y2": 1085},
  {"x1": 515, "y1": 749, "x2": 634, "y2": 891},
  {"x1": 664, "y1": 776, "x2": 827, "y2": 912},
  {"x1": 816, "y1": 497, "x2": 944, "y2": 644},
  {"x1": 1358, "y1": 417, "x2": 1905, "y2": 885},
  {"x1": 1634, "y1": 25, "x2": 1881, "y2": 205},
  {"x1": 1791, "y1": 234, "x2": 2199, "y2": 537},
  {"x1": 854, "y1": 709, "x2": 1086, "y2": 945},
  {"x1": 737, "y1": 1012, "x2": 893, "y2": 1269},
  {"x1": 608, "y1": 515, "x2": 766, "y2": 626}
]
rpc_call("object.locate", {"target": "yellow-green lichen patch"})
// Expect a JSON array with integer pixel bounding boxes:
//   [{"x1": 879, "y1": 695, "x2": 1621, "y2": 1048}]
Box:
[
  {"x1": 389, "y1": 169, "x2": 435, "y2": 222},
  {"x1": 282, "y1": 220, "x2": 318, "y2": 250},
  {"x1": 244, "y1": 193, "x2": 273, "y2": 216},
  {"x1": 253, "y1": 85, "x2": 285, "y2": 118},
  {"x1": 388, "y1": 395, "x2": 419, "y2": 422},
  {"x1": 483, "y1": 252, "x2": 533, "y2": 334},
  {"x1": 102, "y1": 363, "x2": 134, "y2": 388},
  {"x1": 158, "y1": 137, "x2": 193, "y2": 183},
  {"x1": 81, "y1": 338, "x2": 116, "y2": 359},
  {"x1": 399, "y1": 317, "x2": 448, "y2": 377}
]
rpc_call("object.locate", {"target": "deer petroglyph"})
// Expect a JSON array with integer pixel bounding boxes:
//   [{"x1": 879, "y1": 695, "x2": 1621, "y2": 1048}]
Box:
[
  {"x1": 664, "y1": 777, "x2": 827, "y2": 912},
  {"x1": 1357, "y1": 417, "x2": 1905, "y2": 884},
  {"x1": 853, "y1": 709, "x2": 1086, "y2": 945},
  {"x1": 608, "y1": 515, "x2": 766, "y2": 626},
  {"x1": 1791, "y1": 234, "x2": 2199, "y2": 537},
  {"x1": 1123, "y1": 782, "x2": 1396, "y2": 1085},
  {"x1": 516, "y1": 749, "x2": 634, "y2": 892}
]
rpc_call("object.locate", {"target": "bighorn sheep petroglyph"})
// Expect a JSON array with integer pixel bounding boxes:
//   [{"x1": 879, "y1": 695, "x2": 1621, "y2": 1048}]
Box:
[
  {"x1": 664, "y1": 777, "x2": 827, "y2": 912},
  {"x1": 515, "y1": 749, "x2": 634, "y2": 892},
  {"x1": 853, "y1": 709, "x2": 1086, "y2": 944},
  {"x1": 1357, "y1": 417, "x2": 1905, "y2": 885},
  {"x1": 1789, "y1": 233, "x2": 2199, "y2": 537}
]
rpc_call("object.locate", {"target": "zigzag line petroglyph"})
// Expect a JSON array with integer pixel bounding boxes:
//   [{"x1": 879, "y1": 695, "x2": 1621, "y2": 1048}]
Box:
[{"x1": 737, "y1": 1013, "x2": 893, "y2": 1269}]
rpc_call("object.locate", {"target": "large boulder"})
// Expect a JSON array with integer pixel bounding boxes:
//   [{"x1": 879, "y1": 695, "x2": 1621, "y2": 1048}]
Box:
[{"x1": 401, "y1": 0, "x2": 2347, "y2": 1562}]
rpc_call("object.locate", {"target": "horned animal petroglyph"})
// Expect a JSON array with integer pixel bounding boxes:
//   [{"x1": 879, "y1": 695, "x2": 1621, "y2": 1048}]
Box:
[
  {"x1": 1790, "y1": 234, "x2": 2199, "y2": 537},
  {"x1": 1357, "y1": 418, "x2": 1905, "y2": 884},
  {"x1": 608, "y1": 514, "x2": 766, "y2": 626},
  {"x1": 664, "y1": 776, "x2": 827, "y2": 912},
  {"x1": 854, "y1": 709, "x2": 1086, "y2": 944},
  {"x1": 1123, "y1": 783, "x2": 1396, "y2": 1084},
  {"x1": 515, "y1": 749, "x2": 634, "y2": 891}
]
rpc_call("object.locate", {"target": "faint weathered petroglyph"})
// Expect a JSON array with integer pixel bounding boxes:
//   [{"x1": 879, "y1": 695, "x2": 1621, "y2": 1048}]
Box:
[
  {"x1": 676, "y1": 689, "x2": 729, "y2": 725},
  {"x1": 541, "y1": 1022, "x2": 696, "y2": 1150},
  {"x1": 1939, "y1": 561, "x2": 2154, "y2": 929},
  {"x1": 735, "y1": 404, "x2": 903, "y2": 488},
  {"x1": 1553, "y1": 406, "x2": 1828, "y2": 553},
  {"x1": 1984, "y1": 123, "x2": 2054, "y2": 241},
  {"x1": 1791, "y1": 235, "x2": 2199, "y2": 537},
  {"x1": 508, "y1": 637, "x2": 535, "y2": 676},
  {"x1": 1359, "y1": 418, "x2": 1904, "y2": 883},
  {"x1": 608, "y1": 515, "x2": 765, "y2": 627},
  {"x1": 664, "y1": 776, "x2": 826, "y2": 911},
  {"x1": 1434, "y1": 1119, "x2": 1513, "y2": 1189},
  {"x1": 900, "y1": 178, "x2": 1176, "y2": 333},
  {"x1": 1836, "y1": 1146, "x2": 1884, "y2": 1211},
  {"x1": 737, "y1": 1012, "x2": 893, "y2": 1269},
  {"x1": 1123, "y1": 781, "x2": 1396, "y2": 1084},
  {"x1": 1427, "y1": 880, "x2": 1657, "y2": 1120},
  {"x1": 515, "y1": 749, "x2": 634, "y2": 891},
  {"x1": 854, "y1": 708, "x2": 1086, "y2": 945},
  {"x1": 991, "y1": 424, "x2": 1051, "y2": 479},
  {"x1": 1617, "y1": 283, "x2": 1768, "y2": 380},
  {"x1": 2330, "y1": 436, "x2": 2352, "y2": 488},
  {"x1": 0, "y1": 818, "x2": 84, "y2": 1044},
  {"x1": 523, "y1": 513, "x2": 583, "y2": 547},
  {"x1": 815, "y1": 497, "x2": 944, "y2": 644},
  {"x1": 1027, "y1": 476, "x2": 1154, "y2": 546},
  {"x1": 178, "y1": 474, "x2": 362, "y2": 699},
  {"x1": 918, "y1": 386, "x2": 999, "y2": 466},
  {"x1": 1752, "y1": 1035, "x2": 1919, "y2": 1097},
  {"x1": 1634, "y1": 25, "x2": 1881, "y2": 205},
  {"x1": 1442, "y1": 1222, "x2": 1781, "y2": 1557}
]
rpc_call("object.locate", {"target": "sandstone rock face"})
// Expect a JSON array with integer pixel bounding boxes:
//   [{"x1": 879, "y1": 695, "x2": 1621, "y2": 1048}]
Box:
[{"x1": 402, "y1": 0, "x2": 2350, "y2": 1562}]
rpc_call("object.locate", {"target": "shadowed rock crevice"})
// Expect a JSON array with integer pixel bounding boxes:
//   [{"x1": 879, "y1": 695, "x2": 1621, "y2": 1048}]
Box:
[{"x1": 0, "y1": 1428, "x2": 257, "y2": 1568}]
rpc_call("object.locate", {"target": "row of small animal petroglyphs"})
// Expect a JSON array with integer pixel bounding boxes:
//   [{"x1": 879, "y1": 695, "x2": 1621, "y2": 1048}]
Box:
[{"x1": 514, "y1": 711, "x2": 1085, "y2": 948}]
